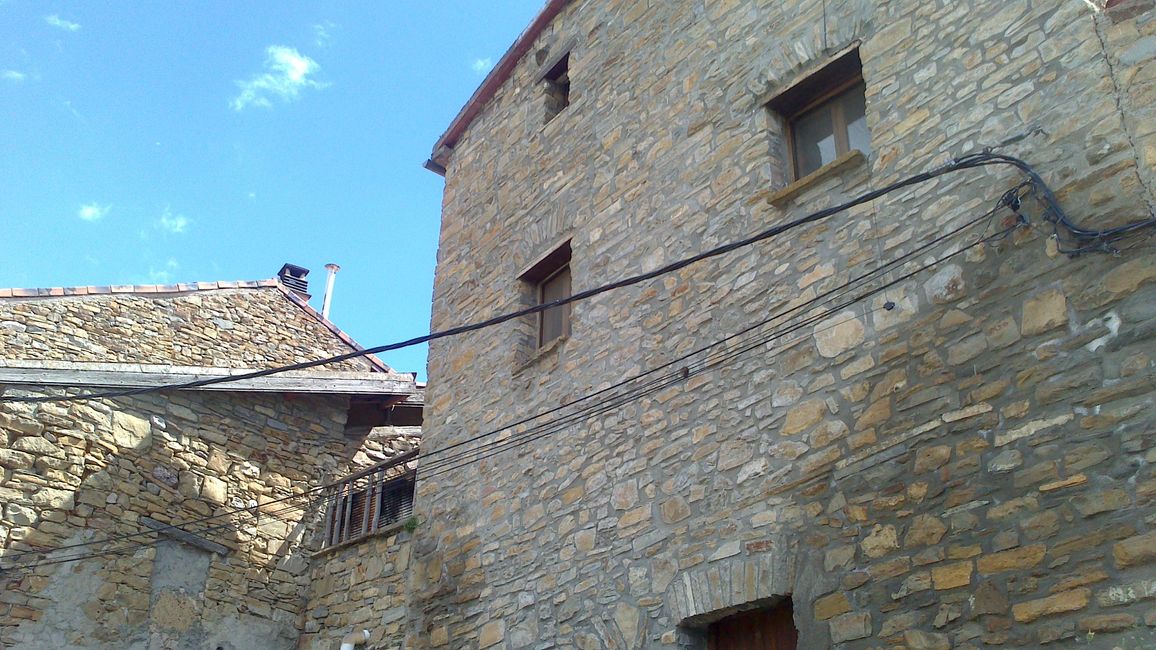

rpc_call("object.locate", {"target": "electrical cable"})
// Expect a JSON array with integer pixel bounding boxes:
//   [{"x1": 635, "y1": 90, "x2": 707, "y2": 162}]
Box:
[
  {"x1": 1, "y1": 179, "x2": 1025, "y2": 568},
  {"x1": 417, "y1": 222, "x2": 1015, "y2": 481},
  {"x1": 5, "y1": 152, "x2": 1137, "y2": 405},
  {"x1": 0, "y1": 152, "x2": 1131, "y2": 568},
  {"x1": 408, "y1": 188, "x2": 1024, "y2": 476}
]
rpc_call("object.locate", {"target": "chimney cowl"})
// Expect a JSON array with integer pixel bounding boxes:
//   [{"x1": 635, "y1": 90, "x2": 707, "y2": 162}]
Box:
[{"x1": 277, "y1": 263, "x2": 311, "y2": 300}]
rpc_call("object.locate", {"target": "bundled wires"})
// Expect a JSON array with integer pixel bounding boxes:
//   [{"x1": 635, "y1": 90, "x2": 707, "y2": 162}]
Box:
[
  {"x1": 1, "y1": 154, "x2": 1042, "y2": 573},
  {"x1": 6, "y1": 152, "x2": 1147, "y2": 407}
]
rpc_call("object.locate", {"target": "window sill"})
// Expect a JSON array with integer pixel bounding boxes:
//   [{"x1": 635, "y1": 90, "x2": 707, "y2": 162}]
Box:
[
  {"x1": 762, "y1": 149, "x2": 867, "y2": 208},
  {"x1": 310, "y1": 520, "x2": 410, "y2": 558},
  {"x1": 513, "y1": 334, "x2": 568, "y2": 376}
]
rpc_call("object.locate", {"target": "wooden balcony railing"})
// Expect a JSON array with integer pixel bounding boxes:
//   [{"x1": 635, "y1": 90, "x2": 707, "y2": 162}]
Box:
[{"x1": 319, "y1": 450, "x2": 417, "y2": 549}]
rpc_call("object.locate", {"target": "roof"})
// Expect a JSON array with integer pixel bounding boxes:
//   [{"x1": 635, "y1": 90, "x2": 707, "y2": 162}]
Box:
[
  {"x1": 426, "y1": 0, "x2": 571, "y2": 173},
  {"x1": 0, "y1": 278, "x2": 406, "y2": 381}
]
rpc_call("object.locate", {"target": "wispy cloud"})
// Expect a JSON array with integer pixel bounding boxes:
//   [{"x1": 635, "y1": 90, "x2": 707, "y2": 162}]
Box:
[
  {"x1": 157, "y1": 208, "x2": 189, "y2": 234},
  {"x1": 146, "y1": 258, "x2": 180, "y2": 284},
  {"x1": 471, "y1": 58, "x2": 493, "y2": 74},
  {"x1": 77, "y1": 203, "x2": 109, "y2": 222},
  {"x1": 2, "y1": 70, "x2": 26, "y2": 83},
  {"x1": 314, "y1": 21, "x2": 336, "y2": 48},
  {"x1": 231, "y1": 45, "x2": 326, "y2": 111},
  {"x1": 45, "y1": 14, "x2": 81, "y2": 32}
]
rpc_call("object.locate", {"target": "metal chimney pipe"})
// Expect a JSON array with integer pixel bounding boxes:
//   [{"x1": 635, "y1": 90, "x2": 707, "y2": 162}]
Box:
[{"x1": 322, "y1": 263, "x2": 340, "y2": 319}]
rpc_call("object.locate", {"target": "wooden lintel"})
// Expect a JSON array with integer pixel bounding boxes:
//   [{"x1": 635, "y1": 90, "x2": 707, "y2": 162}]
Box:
[{"x1": 140, "y1": 516, "x2": 231, "y2": 556}]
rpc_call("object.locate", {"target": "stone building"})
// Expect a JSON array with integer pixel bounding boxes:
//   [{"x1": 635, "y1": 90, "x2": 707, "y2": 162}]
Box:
[
  {"x1": 416, "y1": 0, "x2": 1156, "y2": 648},
  {"x1": 0, "y1": 268, "x2": 422, "y2": 649}
]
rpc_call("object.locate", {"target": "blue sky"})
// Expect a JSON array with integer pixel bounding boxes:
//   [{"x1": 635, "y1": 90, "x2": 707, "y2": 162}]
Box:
[{"x1": 0, "y1": 1, "x2": 544, "y2": 380}]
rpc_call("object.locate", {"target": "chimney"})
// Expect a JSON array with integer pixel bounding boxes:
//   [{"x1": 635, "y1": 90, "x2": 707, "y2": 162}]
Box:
[
  {"x1": 322, "y1": 263, "x2": 340, "y2": 319},
  {"x1": 277, "y1": 263, "x2": 311, "y2": 300}
]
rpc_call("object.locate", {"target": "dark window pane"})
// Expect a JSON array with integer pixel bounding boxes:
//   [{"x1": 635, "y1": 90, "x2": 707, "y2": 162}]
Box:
[
  {"x1": 793, "y1": 105, "x2": 836, "y2": 177},
  {"x1": 539, "y1": 265, "x2": 571, "y2": 346}
]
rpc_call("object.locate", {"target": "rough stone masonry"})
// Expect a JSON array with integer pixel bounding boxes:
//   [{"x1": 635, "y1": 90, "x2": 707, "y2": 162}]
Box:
[
  {"x1": 0, "y1": 285, "x2": 420, "y2": 648},
  {"x1": 416, "y1": 0, "x2": 1156, "y2": 647}
]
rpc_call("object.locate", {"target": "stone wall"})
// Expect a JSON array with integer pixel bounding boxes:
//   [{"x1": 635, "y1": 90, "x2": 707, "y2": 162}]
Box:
[
  {"x1": 418, "y1": 0, "x2": 1156, "y2": 648},
  {"x1": 0, "y1": 287, "x2": 379, "y2": 372},
  {"x1": 300, "y1": 528, "x2": 413, "y2": 650},
  {"x1": 0, "y1": 386, "x2": 355, "y2": 649}
]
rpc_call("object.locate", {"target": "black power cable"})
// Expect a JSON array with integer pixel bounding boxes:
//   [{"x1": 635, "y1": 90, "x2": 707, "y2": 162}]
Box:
[
  {"x1": 3, "y1": 151, "x2": 1141, "y2": 568},
  {"x1": 5, "y1": 152, "x2": 1138, "y2": 406},
  {"x1": 2, "y1": 193, "x2": 1017, "y2": 571}
]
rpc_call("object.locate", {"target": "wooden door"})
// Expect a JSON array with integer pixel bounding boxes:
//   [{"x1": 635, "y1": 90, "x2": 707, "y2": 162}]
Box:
[{"x1": 708, "y1": 600, "x2": 797, "y2": 650}]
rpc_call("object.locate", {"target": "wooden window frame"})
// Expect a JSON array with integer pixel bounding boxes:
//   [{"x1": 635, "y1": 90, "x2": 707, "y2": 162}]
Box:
[
  {"x1": 319, "y1": 452, "x2": 418, "y2": 550},
  {"x1": 766, "y1": 48, "x2": 868, "y2": 181},
  {"x1": 519, "y1": 240, "x2": 572, "y2": 350}
]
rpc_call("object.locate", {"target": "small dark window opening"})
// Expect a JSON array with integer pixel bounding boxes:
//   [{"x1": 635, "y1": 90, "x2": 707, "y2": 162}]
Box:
[
  {"x1": 767, "y1": 49, "x2": 870, "y2": 181},
  {"x1": 543, "y1": 53, "x2": 571, "y2": 123},
  {"x1": 706, "y1": 598, "x2": 797, "y2": 650},
  {"x1": 520, "y1": 241, "x2": 572, "y2": 348}
]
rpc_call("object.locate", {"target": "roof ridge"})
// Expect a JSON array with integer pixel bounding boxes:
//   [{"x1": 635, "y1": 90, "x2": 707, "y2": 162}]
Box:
[
  {"x1": 273, "y1": 284, "x2": 395, "y2": 374},
  {"x1": 0, "y1": 279, "x2": 280, "y2": 299}
]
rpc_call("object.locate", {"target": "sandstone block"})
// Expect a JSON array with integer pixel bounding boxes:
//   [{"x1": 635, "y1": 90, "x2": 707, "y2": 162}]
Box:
[
  {"x1": 904, "y1": 515, "x2": 947, "y2": 548},
  {"x1": 1021, "y1": 289, "x2": 1067, "y2": 336},
  {"x1": 903, "y1": 629, "x2": 950, "y2": 650},
  {"x1": 112, "y1": 411, "x2": 152, "y2": 449},
  {"x1": 924, "y1": 264, "x2": 965, "y2": 304},
  {"x1": 0, "y1": 448, "x2": 35, "y2": 469},
  {"x1": 660, "y1": 496, "x2": 691, "y2": 524},
  {"x1": 814, "y1": 311, "x2": 865, "y2": 358},
  {"x1": 829, "y1": 612, "x2": 871, "y2": 643},
  {"x1": 1012, "y1": 588, "x2": 1090, "y2": 623},
  {"x1": 1078, "y1": 613, "x2": 1135, "y2": 632},
  {"x1": 11, "y1": 436, "x2": 65, "y2": 458},
  {"x1": 1114, "y1": 531, "x2": 1156, "y2": 568},
  {"x1": 1071, "y1": 489, "x2": 1129, "y2": 517},
  {"x1": 932, "y1": 561, "x2": 972, "y2": 590},
  {"x1": 861, "y1": 524, "x2": 899, "y2": 558},
  {"x1": 478, "y1": 620, "x2": 504, "y2": 648},
  {"x1": 853, "y1": 398, "x2": 890, "y2": 431},
  {"x1": 977, "y1": 545, "x2": 1046, "y2": 574},
  {"x1": 611, "y1": 480, "x2": 638, "y2": 510},
  {"x1": 201, "y1": 475, "x2": 228, "y2": 505},
  {"x1": 782, "y1": 400, "x2": 826, "y2": 436},
  {"x1": 29, "y1": 487, "x2": 74, "y2": 510},
  {"x1": 913, "y1": 445, "x2": 951, "y2": 474},
  {"x1": 814, "y1": 592, "x2": 851, "y2": 621},
  {"x1": 969, "y1": 580, "x2": 1009, "y2": 617}
]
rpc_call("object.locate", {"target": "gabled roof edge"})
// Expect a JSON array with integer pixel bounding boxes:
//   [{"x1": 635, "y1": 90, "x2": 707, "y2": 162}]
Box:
[
  {"x1": 426, "y1": 0, "x2": 571, "y2": 173},
  {"x1": 274, "y1": 284, "x2": 395, "y2": 374}
]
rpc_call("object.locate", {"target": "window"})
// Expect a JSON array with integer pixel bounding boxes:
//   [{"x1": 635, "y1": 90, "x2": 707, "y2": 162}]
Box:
[
  {"x1": 321, "y1": 467, "x2": 415, "y2": 548},
  {"x1": 707, "y1": 599, "x2": 797, "y2": 650},
  {"x1": 768, "y1": 49, "x2": 870, "y2": 180},
  {"x1": 541, "y1": 51, "x2": 571, "y2": 123},
  {"x1": 519, "y1": 240, "x2": 572, "y2": 349}
]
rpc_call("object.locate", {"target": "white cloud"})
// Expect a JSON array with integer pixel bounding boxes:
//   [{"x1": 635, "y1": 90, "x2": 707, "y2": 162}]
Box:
[
  {"x1": 314, "y1": 21, "x2": 336, "y2": 47},
  {"x1": 472, "y1": 58, "x2": 493, "y2": 74},
  {"x1": 2, "y1": 70, "x2": 26, "y2": 83},
  {"x1": 146, "y1": 258, "x2": 180, "y2": 284},
  {"x1": 231, "y1": 45, "x2": 326, "y2": 111},
  {"x1": 77, "y1": 203, "x2": 109, "y2": 222},
  {"x1": 157, "y1": 208, "x2": 189, "y2": 234},
  {"x1": 45, "y1": 14, "x2": 81, "y2": 32}
]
